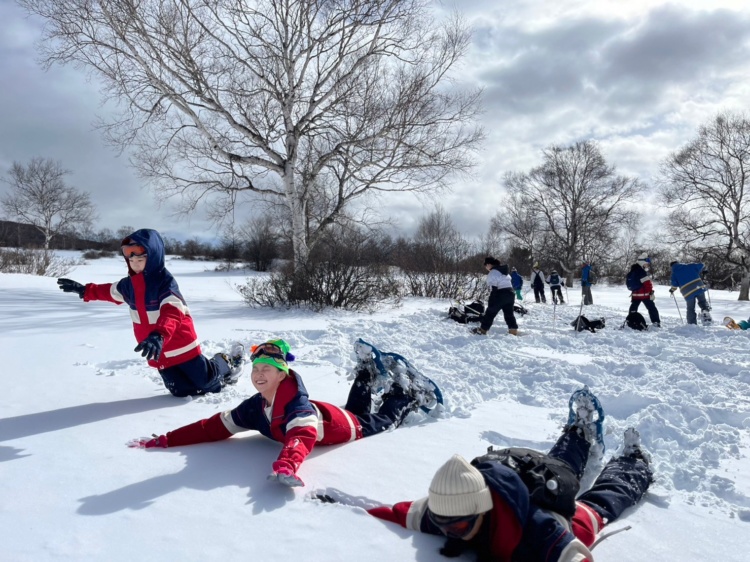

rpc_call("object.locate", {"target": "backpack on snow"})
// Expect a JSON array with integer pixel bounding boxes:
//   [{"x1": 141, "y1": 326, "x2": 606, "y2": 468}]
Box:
[
  {"x1": 626, "y1": 270, "x2": 643, "y2": 292},
  {"x1": 448, "y1": 301, "x2": 485, "y2": 324},
  {"x1": 471, "y1": 447, "x2": 580, "y2": 517},
  {"x1": 624, "y1": 311, "x2": 648, "y2": 331},
  {"x1": 571, "y1": 315, "x2": 606, "y2": 333},
  {"x1": 514, "y1": 303, "x2": 529, "y2": 316}
]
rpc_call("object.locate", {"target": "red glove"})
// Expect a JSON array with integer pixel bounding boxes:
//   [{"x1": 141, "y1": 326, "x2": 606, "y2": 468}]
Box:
[
  {"x1": 127, "y1": 435, "x2": 168, "y2": 449},
  {"x1": 268, "y1": 461, "x2": 304, "y2": 487}
]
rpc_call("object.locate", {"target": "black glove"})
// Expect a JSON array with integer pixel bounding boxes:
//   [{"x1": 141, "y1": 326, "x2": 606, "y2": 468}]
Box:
[
  {"x1": 134, "y1": 332, "x2": 164, "y2": 361},
  {"x1": 57, "y1": 278, "x2": 85, "y2": 299},
  {"x1": 669, "y1": 288, "x2": 676, "y2": 295}
]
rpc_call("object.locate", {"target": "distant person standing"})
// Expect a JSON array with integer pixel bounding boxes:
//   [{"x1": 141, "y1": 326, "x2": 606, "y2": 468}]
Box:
[
  {"x1": 627, "y1": 255, "x2": 660, "y2": 327},
  {"x1": 472, "y1": 257, "x2": 518, "y2": 336},
  {"x1": 669, "y1": 260, "x2": 711, "y2": 325},
  {"x1": 581, "y1": 262, "x2": 594, "y2": 305},
  {"x1": 546, "y1": 269, "x2": 565, "y2": 304},
  {"x1": 510, "y1": 267, "x2": 524, "y2": 300},
  {"x1": 530, "y1": 263, "x2": 547, "y2": 304}
]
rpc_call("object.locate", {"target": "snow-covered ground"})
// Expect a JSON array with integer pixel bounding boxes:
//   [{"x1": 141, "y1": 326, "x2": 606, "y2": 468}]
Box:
[{"x1": 2, "y1": 254, "x2": 749, "y2": 561}]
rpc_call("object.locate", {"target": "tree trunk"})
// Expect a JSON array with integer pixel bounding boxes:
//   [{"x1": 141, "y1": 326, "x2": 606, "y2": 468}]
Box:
[{"x1": 739, "y1": 271, "x2": 750, "y2": 301}]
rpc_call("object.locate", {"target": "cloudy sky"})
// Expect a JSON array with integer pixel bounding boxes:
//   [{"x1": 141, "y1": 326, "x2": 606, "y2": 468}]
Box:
[{"x1": 2, "y1": 0, "x2": 750, "y2": 242}]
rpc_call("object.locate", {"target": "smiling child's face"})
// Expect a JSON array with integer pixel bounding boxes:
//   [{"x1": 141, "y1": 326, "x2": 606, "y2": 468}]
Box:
[{"x1": 251, "y1": 362, "x2": 287, "y2": 397}]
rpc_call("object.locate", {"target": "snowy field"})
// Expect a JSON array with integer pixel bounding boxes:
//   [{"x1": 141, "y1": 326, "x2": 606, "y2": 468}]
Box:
[{"x1": 2, "y1": 253, "x2": 750, "y2": 561}]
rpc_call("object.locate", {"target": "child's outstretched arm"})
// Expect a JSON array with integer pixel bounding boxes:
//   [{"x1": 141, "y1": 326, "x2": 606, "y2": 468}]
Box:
[
  {"x1": 269, "y1": 421, "x2": 318, "y2": 487},
  {"x1": 127, "y1": 412, "x2": 237, "y2": 449}
]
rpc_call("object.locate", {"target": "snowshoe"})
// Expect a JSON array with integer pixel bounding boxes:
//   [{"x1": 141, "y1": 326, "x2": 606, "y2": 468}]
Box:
[
  {"x1": 353, "y1": 339, "x2": 443, "y2": 414},
  {"x1": 218, "y1": 342, "x2": 247, "y2": 385},
  {"x1": 701, "y1": 310, "x2": 713, "y2": 326},
  {"x1": 724, "y1": 316, "x2": 742, "y2": 330},
  {"x1": 566, "y1": 386, "x2": 605, "y2": 454}
]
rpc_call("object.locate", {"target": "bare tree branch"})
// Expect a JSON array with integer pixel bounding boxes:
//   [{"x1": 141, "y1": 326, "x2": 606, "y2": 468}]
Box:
[{"x1": 21, "y1": 0, "x2": 483, "y2": 267}]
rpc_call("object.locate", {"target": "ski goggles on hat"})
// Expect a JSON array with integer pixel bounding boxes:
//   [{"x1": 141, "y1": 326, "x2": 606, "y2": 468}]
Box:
[
  {"x1": 428, "y1": 511, "x2": 481, "y2": 539},
  {"x1": 122, "y1": 244, "x2": 148, "y2": 258},
  {"x1": 250, "y1": 343, "x2": 287, "y2": 364}
]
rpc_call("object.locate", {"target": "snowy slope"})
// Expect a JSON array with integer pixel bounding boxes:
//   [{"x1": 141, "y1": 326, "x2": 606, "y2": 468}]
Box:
[{"x1": 1, "y1": 254, "x2": 749, "y2": 561}]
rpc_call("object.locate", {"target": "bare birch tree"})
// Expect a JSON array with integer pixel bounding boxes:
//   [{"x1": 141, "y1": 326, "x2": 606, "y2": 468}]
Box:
[
  {"x1": 1, "y1": 158, "x2": 96, "y2": 249},
  {"x1": 660, "y1": 112, "x2": 750, "y2": 300},
  {"x1": 497, "y1": 141, "x2": 643, "y2": 278},
  {"x1": 21, "y1": 0, "x2": 483, "y2": 269}
]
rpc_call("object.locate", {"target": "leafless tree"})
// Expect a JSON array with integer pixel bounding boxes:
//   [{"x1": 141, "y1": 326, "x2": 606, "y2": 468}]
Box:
[
  {"x1": 1, "y1": 158, "x2": 96, "y2": 249},
  {"x1": 489, "y1": 191, "x2": 546, "y2": 264},
  {"x1": 22, "y1": 0, "x2": 484, "y2": 270},
  {"x1": 239, "y1": 214, "x2": 282, "y2": 271},
  {"x1": 413, "y1": 205, "x2": 472, "y2": 269},
  {"x1": 497, "y1": 141, "x2": 643, "y2": 279},
  {"x1": 660, "y1": 112, "x2": 750, "y2": 300}
]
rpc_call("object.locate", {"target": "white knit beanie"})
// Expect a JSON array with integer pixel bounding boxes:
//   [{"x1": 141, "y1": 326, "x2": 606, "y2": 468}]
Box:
[{"x1": 427, "y1": 455, "x2": 493, "y2": 517}]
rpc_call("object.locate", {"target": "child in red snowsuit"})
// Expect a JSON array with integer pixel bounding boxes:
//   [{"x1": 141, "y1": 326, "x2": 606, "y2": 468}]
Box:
[
  {"x1": 57, "y1": 228, "x2": 238, "y2": 396},
  {"x1": 129, "y1": 339, "x2": 429, "y2": 487}
]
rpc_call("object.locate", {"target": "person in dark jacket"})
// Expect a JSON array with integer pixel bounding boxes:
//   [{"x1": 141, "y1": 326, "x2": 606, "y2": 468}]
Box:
[
  {"x1": 57, "y1": 228, "x2": 243, "y2": 396},
  {"x1": 510, "y1": 267, "x2": 524, "y2": 301},
  {"x1": 472, "y1": 257, "x2": 518, "y2": 335},
  {"x1": 669, "y1": 261, "x2": 711, "y2": 325},
  {"x1": 547, "y1": 269, "x2": 565, "y2": 304},
  {"x1": 628, "y1": 255, "x2": 660, "y2": 327},
  {"x1": 581, "y1": 262, "x2": 594, "y2": 305},
  {"x1": 365, "y1": 390, "x2": 652, "y2": 562},
  {"x1": 128, "y1": 339, "x2": 434, "y2": 487},
  {"x1": 530, "y1": 263, "x2": 546, "y2": 303}
]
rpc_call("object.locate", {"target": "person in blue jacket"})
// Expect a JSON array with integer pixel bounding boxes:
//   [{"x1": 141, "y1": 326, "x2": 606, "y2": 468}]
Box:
[
  {"x1": 669, "y1": 261, "x2": 711, "y2": 325},
  {"x1": 510, "y1": 267, "x2": 524, "y2": 300},
  {"x1": 581, "y1": 262, "x2": 594, "y2": 305}
]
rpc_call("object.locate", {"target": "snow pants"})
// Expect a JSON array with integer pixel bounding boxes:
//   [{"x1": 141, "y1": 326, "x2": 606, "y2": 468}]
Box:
[
  {"x1": 533, "y1": 284, "x2": 546, "y2": 303},
  {"x1": 550, "y1": 285, "x2": 564, "y2": 304},
  {"x1": 685, "y1": 292, "x2": 710, "y2": 325},
  {"x1": 481, "y1": 287, "x2": 518, "y2": 331},
  {"x1": 159, "y1": 354, "x2": 228, "y2": 397},
  {"x1": 630, "y1": 298, "x2": 660, "y2": 325},
  {"x1": 582, "y1": 285, "x2": 594, "y2": 305},
  {"x1": 548, "y1": 430, "x2": 653, "y2": 525},
  {"x1": 344, "y1": 369, "x2": 415, "y2": 437}
]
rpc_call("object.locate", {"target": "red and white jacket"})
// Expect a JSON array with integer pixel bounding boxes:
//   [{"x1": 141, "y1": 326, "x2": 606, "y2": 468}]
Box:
[
  {"x1": 159, "y1": 372, "x2": 363, "y2": 476},
  {"x1": 83, "y1": 229, "x2": 201, "y2": 370}
]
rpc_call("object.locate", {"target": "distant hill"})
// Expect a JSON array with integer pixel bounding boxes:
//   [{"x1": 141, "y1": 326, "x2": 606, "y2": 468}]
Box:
[{"x1": 0, "y1": 220, "x2": 108, "y2": 251}]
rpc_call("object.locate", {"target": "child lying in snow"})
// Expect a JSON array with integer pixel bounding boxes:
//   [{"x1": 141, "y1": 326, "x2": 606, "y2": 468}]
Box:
[
  {"x1": 319, "y1": 387, "x2": 653, "y2": 562},
  {"x1": 128, "y1": 339, "x2": 435, "y2": 487}
]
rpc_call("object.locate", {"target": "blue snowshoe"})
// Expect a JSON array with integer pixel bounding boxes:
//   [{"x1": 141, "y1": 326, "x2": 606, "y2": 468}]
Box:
[
  {"x1": 567, "y1": 385, "x2": 605, "y2": 454},
  {"x1": 353, "y1": 338, "x2": 443, "y2": 414}
]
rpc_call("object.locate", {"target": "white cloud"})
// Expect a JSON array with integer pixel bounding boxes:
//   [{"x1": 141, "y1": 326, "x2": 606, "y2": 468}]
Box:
[{"x1": 3, "y1": 1, "x2": 750, "y2": 241}]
